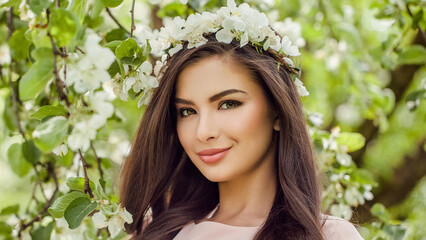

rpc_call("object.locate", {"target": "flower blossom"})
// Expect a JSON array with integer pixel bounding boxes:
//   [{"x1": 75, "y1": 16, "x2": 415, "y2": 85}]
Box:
[
  {"x1": 64, "y1": 31, "x2": 115, "y2": 94},
  {"x1": 92, "y1": 206, "x2": 133, "y2": 238}
]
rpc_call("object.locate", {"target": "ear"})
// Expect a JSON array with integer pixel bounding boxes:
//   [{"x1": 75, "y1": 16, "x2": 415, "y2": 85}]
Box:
[{"x1": 273, "y1": 117, "x2": 280, "y2": 131}]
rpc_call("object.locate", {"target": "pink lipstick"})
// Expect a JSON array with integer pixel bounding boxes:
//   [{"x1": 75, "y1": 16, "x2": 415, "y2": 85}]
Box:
[{"x1": 197, "y1": 147, "x2": 231, "y2": 164}]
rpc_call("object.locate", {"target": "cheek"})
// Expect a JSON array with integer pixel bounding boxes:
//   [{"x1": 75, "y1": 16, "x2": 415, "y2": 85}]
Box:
[
  {"x1": 225, "y1": 104, "x2": 272, "y2": 139},
  {"x1": 176, "y1": 121, "x2": 191, "y2": 149}
]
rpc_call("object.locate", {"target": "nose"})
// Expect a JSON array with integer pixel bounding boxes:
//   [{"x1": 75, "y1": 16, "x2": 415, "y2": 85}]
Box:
[{"x1": 196, "y1": 111, "x2": 219, "y2": 142}]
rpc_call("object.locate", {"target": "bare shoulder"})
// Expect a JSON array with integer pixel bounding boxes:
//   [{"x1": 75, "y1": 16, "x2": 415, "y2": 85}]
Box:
[{"x1": 321, "y1": 215, "x2": 364, "y2": 240}]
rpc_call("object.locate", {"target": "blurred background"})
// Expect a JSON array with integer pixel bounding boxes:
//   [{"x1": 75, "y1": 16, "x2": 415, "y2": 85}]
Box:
[{"x1": 0, "y1": 0, "x2": 425, "y2": 239}]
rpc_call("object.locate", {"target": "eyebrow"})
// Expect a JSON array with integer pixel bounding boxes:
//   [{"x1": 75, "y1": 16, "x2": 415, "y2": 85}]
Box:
[{"x1": 175, "y1": 89, "x2": 247, "y2": 105}]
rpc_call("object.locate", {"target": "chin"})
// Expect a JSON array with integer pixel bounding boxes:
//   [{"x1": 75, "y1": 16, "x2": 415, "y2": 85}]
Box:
[{"x1": 199, "y1": 169, "x2": 233, "y2": 183}]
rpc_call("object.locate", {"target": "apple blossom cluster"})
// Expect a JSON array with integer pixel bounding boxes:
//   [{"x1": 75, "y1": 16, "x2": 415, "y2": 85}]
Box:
[
  {"x1": 62, "y1": 31, "x2": 115, "y2": 94},
  {"x1": 138, "y1": 0, "x2": 309, "y2": 103},
  {"x1": 92, "y1": 202, "x2": 133, "y2": 238}
]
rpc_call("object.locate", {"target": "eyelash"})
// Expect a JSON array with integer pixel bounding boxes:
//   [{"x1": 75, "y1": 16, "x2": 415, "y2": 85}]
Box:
[{"x1": 178, "y1": 100, "x2": 242, "y2": 118}]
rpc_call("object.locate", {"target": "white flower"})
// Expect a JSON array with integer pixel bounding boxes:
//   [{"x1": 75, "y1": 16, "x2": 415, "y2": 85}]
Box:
[
  {"x1": 64, "y1": 30, "x2": 114, "y2": 94},
  {"x1": 67, "y1": 114, "x2": 106, "y2": 151},
  {"x1": 138, "y1": 90, "x2": 154, "y2": 108},
  {"x1": 216, "y1": 28, "x2": 234, "y2": 43},
  {"x1": 140, "y1": 61, "x2": 153, "y2": 74},
  {"x1": 336, "y1": 152, "x2": 351, "y2": 166},
  {"x1": 180, "y1": 0, "x2": 188, "y2": 4},
  {"x1": 89, "y1": 91, "x2": 114, "y2": 118},
  {"x1": 308, "y1": 113, "x2": 323, "y2": 127},
  {"x1": 92, "y1": 211, "x2": 108, "y2": 229},
  {"x1": 281, "y1": 36, "x2": 300, "y2": 56},
  {"x1": 0, "y1": 44, "x2": 11, "y2": 65},
  {"x1": 107, "y1": 207, "x2": 133, "y2": 238},
  {"x1": 272, "y1": 18, "x2": 305, "y2": 47},
  {"x1": 294, "y1": 78, "x2": 309, "y2": 96},
  {"x1": 169, "y1": 43, "x2": 183, "y2": 57},
  {"x1": 52, "y1": 144, "x2": 68, "y2": 156}
]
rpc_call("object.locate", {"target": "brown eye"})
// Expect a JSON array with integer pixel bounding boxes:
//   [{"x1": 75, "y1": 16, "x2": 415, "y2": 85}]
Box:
[
  {"x1": 219, "y1": 100, "x2": 242, "y2": 110},
  {"x1": 179, "y1": 108, "x2": 196, "y2": 117}
]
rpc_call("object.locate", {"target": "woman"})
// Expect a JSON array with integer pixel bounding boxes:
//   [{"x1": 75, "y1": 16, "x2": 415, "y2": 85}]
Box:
[{"x1": 120, "y1": 1, "x2": 363, "y2": 239}]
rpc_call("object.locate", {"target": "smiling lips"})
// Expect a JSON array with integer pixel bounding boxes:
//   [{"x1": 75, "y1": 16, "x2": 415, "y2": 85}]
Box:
[{"x1": 197, "y1": 147, "x2": 232, "y2": 164}]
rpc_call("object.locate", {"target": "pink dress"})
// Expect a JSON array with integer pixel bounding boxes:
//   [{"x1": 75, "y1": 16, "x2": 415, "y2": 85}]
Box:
[{"x1": 173, "y1": 207, "x2": 364, "y2": 240}]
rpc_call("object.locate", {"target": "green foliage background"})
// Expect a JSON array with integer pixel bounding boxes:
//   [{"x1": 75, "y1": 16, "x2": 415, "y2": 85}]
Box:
[{"x1": 0, "y1": 0, "x2": 425, "y2": 239}]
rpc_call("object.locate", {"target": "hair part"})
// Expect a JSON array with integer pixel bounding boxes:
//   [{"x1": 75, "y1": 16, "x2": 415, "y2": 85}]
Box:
[{"x1": 120, "y1": 35, "x2": 324, "y2": 240}]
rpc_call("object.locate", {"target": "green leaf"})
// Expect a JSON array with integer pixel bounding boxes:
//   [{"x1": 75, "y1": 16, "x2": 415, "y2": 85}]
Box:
[
  {"x1": 157, "y1": 2, "x2": 188, "y2": 18},
  {"x1": 398, "y1": 45, "x2": 426, "y2": 65},
  {"x1": 371, "y1": 203, "x2": 391, "y2": 222},
  {"x1": 9, "y1": 29, "x2": 31, "y2": 60},
  {"x1": 7, "y1": 143, "x2": 32, "y2": 177},
  {"x1": 105, "y1": 40, "x2": 122, "y2": 52},
  {"x1": 22, "y1": 140, "x2": 41, "y2": 164},
  {"x1": 64, "y1": 197, "x2": 97, "y2": 229},
  {"x1": 30, "y1": 221, "x2": 53, "y2": 240},
  {"x1": 106, "y1": 29, "x2": 129, "y2": 42},
  {"x1": 29, "y1": 0, "x2": 51, "y2": 15},
  {"x1": 0, "y1": 205, "x2": 19, "y2": 216},
  {"x1": 115, "y1": 38, "x2": 142, "y2": 65},
  {"x1": 335, "y1": 132, "x2": 365, "y2": 152},
  {"x1": 33, "y1": 116, "x2": 69, "y2": 153},
  {"x1": 100, "y1": 0, "x2": 123, "y2": 7},
  {"x1": 66, "y1": 177, "x2": 96, "y2": 192},
  {"x1": 69, "y1": 0, "x2": 88, "y2": 23},
  {"x1": 383, "y1": 224, "x2": 406, "y2": 240},
  {"x1": 19, "y1": 48, "x2": 54, "y2": 101},
  {"x1": 48, "y1": 9, "x2": 79, "y2": 47},
  {"x1": 30, "y1": 105, "x2": 68, "y2": 120},
  {"x1": 352, "y1": 169, "x2": 376, "y2": 185},
  {"x1": 0, "y1": 0, "x2": 21, "y2": 7},
  {"x1": 48, "y1": 191, "x2": 87, "y2": 218},
  {"x1": 0, "y1": 221, "x2": 12, "y2": 235}
]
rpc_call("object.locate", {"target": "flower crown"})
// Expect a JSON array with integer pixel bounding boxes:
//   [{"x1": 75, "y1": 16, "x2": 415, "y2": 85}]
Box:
[{"x1": 128, "y1": 0, "x2": 308, "y2": 107}]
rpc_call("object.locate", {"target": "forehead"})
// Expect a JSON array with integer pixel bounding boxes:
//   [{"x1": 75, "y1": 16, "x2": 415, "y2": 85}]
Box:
[{"x1": 175, "y1": 56, "x2": 261, "y2": 99}]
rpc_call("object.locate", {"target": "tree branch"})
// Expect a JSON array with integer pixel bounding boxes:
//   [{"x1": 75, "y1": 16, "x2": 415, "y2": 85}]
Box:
[
  {"x1": 77, "y1": 149, "x2": 94, "y2": 198},
  {"x1": 33, "y1": 165, "x2": 48, "y2": 202},
  {"x1": 5, "y1": 7, "x2": 26, "y2": 139},
  {"x1": 352, "y1": 31, "x2": 425, "y2": 165},
  {"x1": 8, "y1": 65, "x2": 26, "y2": 139},
  {"x1": 130, "y1": 0, "x2": 136, "y2": 37},
  {"x1": 90, "y1": 142, "x2": 104, "y2": 179},
  {"x1": 106, "y1": 8, "x2": 131, "y2": 35},
  {"x1": 355, "y1": 139, "x2": 426, "y2": 223},
  {"x1": 7, "y1": 8, "x2": 14, "y2": 39},
  {"x1": 19, "y1": 163, "x2": 58, "y2": 236}
]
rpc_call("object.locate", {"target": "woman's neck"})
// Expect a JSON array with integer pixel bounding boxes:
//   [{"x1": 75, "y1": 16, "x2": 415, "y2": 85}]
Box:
[{"x1": 210, "y1": 158, "x2": 277, "y2": 227}]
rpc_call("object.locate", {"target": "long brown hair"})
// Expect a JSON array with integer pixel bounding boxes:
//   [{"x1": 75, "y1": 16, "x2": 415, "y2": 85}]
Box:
[{"x1": 120, "y1": 35, "x2": 324, "y2": 240}]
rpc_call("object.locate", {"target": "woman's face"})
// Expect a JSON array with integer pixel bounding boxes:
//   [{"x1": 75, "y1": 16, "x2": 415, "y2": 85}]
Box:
[{"x1": 175, "y1": 56, "x2": 280, "y2": 182}]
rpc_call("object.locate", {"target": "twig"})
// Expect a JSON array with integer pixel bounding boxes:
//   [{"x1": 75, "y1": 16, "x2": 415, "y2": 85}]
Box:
[
  {"x1": 19, "y1": 163, "x2": 58, "y2": 237},
  {"x1": 76, "y1": 46, "x2": 86, "y2": 54},
  {"x1": 0, "y1": 65, "x2": 5, "y2": 85},
  {"x1": 33, "y1": 165, "x2": 48, "y2": 202},
  {"x1": 47, "y1": 33, "x2": 71, "y2": 107},
  {"x1": 8, "y1": 64, "x2": 26, "y2": 138},
  {"x1": 130, "y1": 0, "x2": 136, "y2": 37},
  {"x1": 77, "y1": 149, "x2": 94, "y2": 198},
  {"x1": 90, "y1": 142, "x2": 104, "y2": 179},
  {"x1": 6, "y1": 8, "x2": 26, "y2": 139},
  {"x1": 7, "y1": 8, "x2": 14, "y2": 39},
  {"x1": 106, "y1": 8, "x2": 131, "y2": 35}
]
